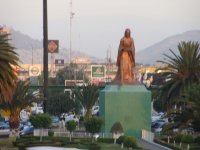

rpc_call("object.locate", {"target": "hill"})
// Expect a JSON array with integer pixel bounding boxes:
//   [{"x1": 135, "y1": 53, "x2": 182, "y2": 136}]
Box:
[
  {"x1": 9, "y1": 29, "x2": 104, "y2": 64},
  {"x1": 136, "y1": 30, "x2": 200, "y2": 65}
]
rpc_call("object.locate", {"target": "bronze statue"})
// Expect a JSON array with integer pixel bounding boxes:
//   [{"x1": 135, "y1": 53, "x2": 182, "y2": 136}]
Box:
[{"x1": 113, "y1": 28, "x2": 135, "y2": 83}]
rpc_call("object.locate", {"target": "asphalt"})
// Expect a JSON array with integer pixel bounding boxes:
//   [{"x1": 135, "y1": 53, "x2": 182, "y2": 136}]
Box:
[{"x1": 138, "y1": 139, "x2": 172, "y2": 150}]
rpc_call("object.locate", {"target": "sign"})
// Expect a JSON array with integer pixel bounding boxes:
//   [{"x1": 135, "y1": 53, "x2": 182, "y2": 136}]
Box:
[
  {"x1": 29, "y1": 66, "x2": 41, "y2": 76},
  {"x1": 55, "y1": 59, "x2": 64, "y2": 66},
  {"x1": 91, "y1": 65, "x2": 105, "y2": 78},
  {"x1": 48, "y1": 40, "x2": 59, "y2": 53}
]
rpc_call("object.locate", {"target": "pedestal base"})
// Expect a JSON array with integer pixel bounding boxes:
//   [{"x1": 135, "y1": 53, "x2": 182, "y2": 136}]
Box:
[{"x1": 99, "y1": 84, "x2": 151, "y2": 138}]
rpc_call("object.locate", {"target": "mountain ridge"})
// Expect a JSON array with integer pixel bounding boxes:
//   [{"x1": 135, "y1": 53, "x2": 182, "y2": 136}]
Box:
[{"x1": 136, "y1": 30, "x2": 200, "y2": 65}]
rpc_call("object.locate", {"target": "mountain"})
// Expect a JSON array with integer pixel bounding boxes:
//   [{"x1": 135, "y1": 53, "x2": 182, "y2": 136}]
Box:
[
  {"x1": 9, "y1": 29, "x2": 104, "y2": 64},
  {"x1": 136, "y1": 30, "x2": 200, "y2": 65}
]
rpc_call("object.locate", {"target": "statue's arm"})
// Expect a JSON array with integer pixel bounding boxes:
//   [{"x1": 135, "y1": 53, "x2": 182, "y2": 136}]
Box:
[{"x1": 118, "y1": 38, "x2": 124, "y2": 51}]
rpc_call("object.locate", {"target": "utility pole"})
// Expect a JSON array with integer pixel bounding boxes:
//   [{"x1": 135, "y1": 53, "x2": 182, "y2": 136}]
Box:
[
  {"x1": 69, "y1": 0, "x2": 75, "y2": 63},
  {"x1": 43, "y1": 0, "x2": 48, "y2": 113}
]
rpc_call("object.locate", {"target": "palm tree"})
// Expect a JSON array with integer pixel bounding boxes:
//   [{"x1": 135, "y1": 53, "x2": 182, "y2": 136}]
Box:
[
  {"x1": 156, "y1": 41, "x2": 200, "y2": 110},
  {"x1": 73, "y1": 84, "x2": 99, "y2": 118},
  {"x1": 0, "y1": 80, "x2": 40, "y2": 135},
  {"x1": 186, "y1": 81, "x2": 200, "y2": 131},
  {"x1": 0, "y1": 34, "x2": 19, "y2": 102}
]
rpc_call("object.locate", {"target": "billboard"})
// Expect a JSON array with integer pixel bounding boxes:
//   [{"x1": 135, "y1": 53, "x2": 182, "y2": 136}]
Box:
[
  {"x1": 48, "y1": 40, "x2": 59, "y2": 53},
  {"x1": 55, "y1": 59, "x2": 64, "y2": 66},
  {"x1": 91, "y1": 65, "x2": 105, "y2": 78}
]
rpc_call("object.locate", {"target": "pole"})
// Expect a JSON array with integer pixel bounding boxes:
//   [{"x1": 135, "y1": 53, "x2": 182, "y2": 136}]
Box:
[{"x1": 43, "y1": 0, "x2": 48, "y2": 113}]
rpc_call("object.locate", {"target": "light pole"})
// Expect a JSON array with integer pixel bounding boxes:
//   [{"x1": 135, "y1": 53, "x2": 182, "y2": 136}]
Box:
[{"x1": 43, "y1": 0, "x2": 48, "y2": 113}]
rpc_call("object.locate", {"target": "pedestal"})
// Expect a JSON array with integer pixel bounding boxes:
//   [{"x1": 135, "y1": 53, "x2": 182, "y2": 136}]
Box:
[{"x1": 99, "y1": 84, "x2": 151, "y2": 138}]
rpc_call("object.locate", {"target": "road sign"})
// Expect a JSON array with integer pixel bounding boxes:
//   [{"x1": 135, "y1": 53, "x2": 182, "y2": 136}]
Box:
[{"x1": 48, "y1": 40, "x2": 59, "y2": 53}]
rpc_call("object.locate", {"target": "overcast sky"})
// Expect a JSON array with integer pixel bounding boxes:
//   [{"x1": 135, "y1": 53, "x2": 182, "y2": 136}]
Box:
[{"x1": 1, "y1": 0, "x2": 200, "y2": 59}]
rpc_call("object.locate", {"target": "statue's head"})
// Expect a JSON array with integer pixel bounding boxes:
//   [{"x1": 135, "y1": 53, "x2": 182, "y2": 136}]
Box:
[{"x1": 124, "y1": 28, "x2": 131, "y2": 38}]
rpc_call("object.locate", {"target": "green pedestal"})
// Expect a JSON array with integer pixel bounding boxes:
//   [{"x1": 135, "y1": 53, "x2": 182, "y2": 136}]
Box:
[{"x1": 99, "y1": 84, "x2": 151, "y2": 139}]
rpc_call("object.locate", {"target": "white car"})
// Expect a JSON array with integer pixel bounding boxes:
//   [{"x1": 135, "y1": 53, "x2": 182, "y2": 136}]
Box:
[
  {"x1": 92, "y1": 106, "x2": 99, "y2": 116},
  {"x1": 64, "y1": 114, "x2": 79, "y2": 123}
]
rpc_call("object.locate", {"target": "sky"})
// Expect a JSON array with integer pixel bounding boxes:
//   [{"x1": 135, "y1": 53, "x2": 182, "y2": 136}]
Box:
[{"x1": 1, "y1": 0, "x2": 200, "y2": 59}]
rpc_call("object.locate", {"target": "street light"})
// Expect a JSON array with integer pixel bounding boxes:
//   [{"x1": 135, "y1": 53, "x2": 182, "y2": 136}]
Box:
[{"x1": 43, "y1": 0, "x2": 48, "y2": 113}]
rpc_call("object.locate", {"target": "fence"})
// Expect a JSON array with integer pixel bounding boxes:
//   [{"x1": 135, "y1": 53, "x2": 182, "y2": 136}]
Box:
[{"x1": 33, "y1": 128, "x2": 113, "y2": 139}]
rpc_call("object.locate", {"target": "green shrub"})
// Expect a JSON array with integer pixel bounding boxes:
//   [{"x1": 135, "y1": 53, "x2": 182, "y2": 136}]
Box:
[
  {"x1": 88, "y1": 143, "x2": 101, "y2": 150},
  {"x1": 175, "y1": 134, "x2": 184, "y2": 142},
  {"x1": 116, "y1": 135, "x2": 126, "y2": 144},
  {"x1": 124, "y1": 136, "x2": 137, "y2": 149},
  {"x1": 181, "y1": 134, "x2": 194, "y2": 144},
  {"x1": 48, "y1": 130, "x2": 54, "y2": 137},
  {"x1": 195, "y1": 136, "x2": 200, "y2": 144}
]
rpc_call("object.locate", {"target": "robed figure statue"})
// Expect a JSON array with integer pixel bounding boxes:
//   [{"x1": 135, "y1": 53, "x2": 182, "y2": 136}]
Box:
[{"x1": 114, "y1": 28, "x2": 135, "y2": 83}]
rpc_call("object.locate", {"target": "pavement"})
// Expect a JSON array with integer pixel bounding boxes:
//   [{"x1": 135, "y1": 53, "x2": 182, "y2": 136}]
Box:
[{"x1": 138, "y1": 139, "x2": 172, "y2": 150}]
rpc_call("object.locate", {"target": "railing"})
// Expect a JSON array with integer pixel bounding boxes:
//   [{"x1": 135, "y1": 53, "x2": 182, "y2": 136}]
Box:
[{"x1": 33, "y1": 128, "x2": 113, "y2": 139}]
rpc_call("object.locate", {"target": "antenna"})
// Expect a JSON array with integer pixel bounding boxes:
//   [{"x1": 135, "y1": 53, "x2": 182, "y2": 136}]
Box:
[{"x1": 69, "y1": 0, "x2": 75, "y2": 63}]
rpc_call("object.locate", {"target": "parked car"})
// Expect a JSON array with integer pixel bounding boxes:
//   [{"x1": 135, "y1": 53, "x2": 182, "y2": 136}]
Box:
[
  {"x1": 51, "y1": 116, "x2": 60, "y2": 128},
  {"x1": 151, "y1": 121, "x2": 166, "y2": 133},
  {"x1": 64, "y1": 113, "x2": 79, "y2": 123},
  {"x1": 92, "y1": 106, "x2": 99, "y2": 116},
  {"x1": 19, "y1": 121, "x2": 34, "y2": 135},
  {"x1": 0, "y1": 121, "x2": 10, "y2": 137}
]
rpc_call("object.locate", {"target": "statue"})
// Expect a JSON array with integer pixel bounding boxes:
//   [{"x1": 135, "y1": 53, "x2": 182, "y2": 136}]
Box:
[{"x1": 113, "y1": 28, "x2": 136, "y2": 84}]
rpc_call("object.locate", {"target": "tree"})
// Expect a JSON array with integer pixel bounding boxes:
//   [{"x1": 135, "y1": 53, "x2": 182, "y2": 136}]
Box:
[
  {"x1": 73, "y1": 84, "x2": 99, "y2": 118},
  {"x1": 56, "y1": 63, "x2": 86, "y2": 85},
  {"x1": 0, "y1": 80, "x2": 39, "y2": 136},
  {"x1": 186, "y1": 81, "x2": 200, "y2": 131},
  {"x1": 30, "y1": 113, "x2": 52, "y2": 142},
  {"x1": 110, "y1": 122, "x2": 124, "y2": 144},
  {"x1": 0, "y1": 34, "x2": 19, "y2": 102},
  {"x1": 65, "y1": 120, "x2": 77, "y2": 142},
  {"x1": 46, "y1": 92, "x2": 79, "y2": 115},
  {"x1": 156, "y1": 41, "x2": 200, "y2": 110},
  {"x1": 84, "y1": 117, "x2": 104, "y2": 143}
]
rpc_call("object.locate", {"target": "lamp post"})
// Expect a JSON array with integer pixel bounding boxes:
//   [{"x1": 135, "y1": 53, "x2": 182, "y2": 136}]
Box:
[{"x1": 43, "y1": 0, "x2": 48, "y2": 113}]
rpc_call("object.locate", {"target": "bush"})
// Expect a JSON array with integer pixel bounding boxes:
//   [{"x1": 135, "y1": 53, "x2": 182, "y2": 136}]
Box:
[
  {"x1": 181, "y1": 134, "x2": 194, "y2": 144},
  {"x1": 48, "y1": 130, "x2": 54, "y2": 137},
  {"x1": 116, "y1": 135, "x2": 126, "y2": 144},
  {"x1": 195, "y1": 136, "x2": 200, "y2": 145},
  {"x1": 84, "y1": 117, "x2": 104, "y2": 135},
  {"x1": 175, "y1": 134, "x2": 184, "y2": 142},
  {"x1": 124, "y1": 136, "x2": 137, "y2": 149}
]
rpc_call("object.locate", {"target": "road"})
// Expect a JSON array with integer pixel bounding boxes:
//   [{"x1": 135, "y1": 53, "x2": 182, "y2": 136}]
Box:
[{"x1": 138, "y1": 139, "x2": 172, "y2": 150}]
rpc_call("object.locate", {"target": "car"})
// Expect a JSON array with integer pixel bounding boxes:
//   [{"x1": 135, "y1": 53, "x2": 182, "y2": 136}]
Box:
[
  {"x1": 92, "y1": 106, "x2": 99, "y2": 116},
  {"x1": 51, "y1": 116, "x2": 60, "y2": 128},
  {"x1": 64, "y1": 113, "x2": 79, "y2": 123},
  {"x1": 181, "y1": 127, "x2": 194, "y2": 134},
  {"x1": 0, "y1": 121, "x2": 10, "y2": 137},
  {"x1": 19, "y1": 122, "x2": 34, "y2": 136},
  {"x1": 151, "y1": 122, "x2": 165, "y2": 133}
]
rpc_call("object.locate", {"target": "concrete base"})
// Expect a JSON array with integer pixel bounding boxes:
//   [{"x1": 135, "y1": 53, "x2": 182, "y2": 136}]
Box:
[{"x1": 99, "y1": 84, "x2": 151, "y2": 138}]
